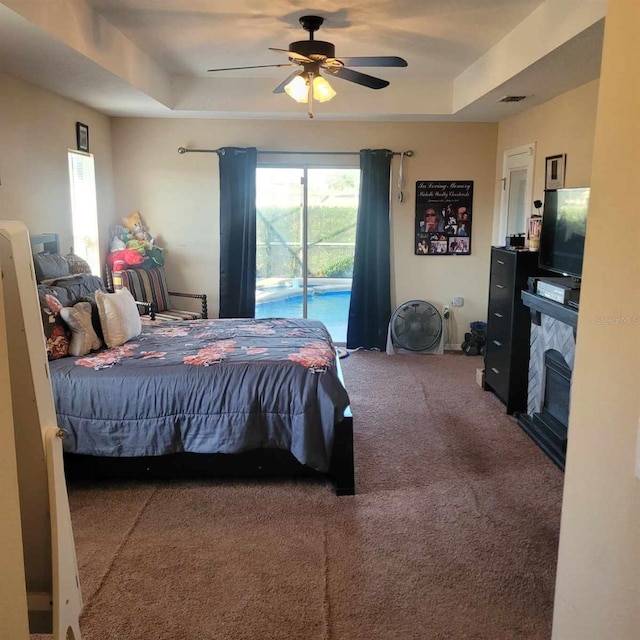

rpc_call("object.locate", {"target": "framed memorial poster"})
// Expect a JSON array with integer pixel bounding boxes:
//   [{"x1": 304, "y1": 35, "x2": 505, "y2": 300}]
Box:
[{"x1": 415, "y1": 181, "x2": 473, "y2": 255}]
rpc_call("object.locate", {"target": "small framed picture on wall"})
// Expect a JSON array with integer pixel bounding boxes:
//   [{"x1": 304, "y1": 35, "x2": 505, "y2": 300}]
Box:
[
  {"x1": 76, "y1": 122, "x2": 89, "y2": 152},
  {"x1": 545, "y1": 154, "x2": 566, "y2": 189}
]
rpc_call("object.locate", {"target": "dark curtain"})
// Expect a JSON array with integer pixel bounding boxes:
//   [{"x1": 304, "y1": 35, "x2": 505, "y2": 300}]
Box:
[
  {"x1": 219, "y1": 147, "x2": 257, "y2": 318},
  {"x1": 347, "y1": 149, "x2": 393, "y2": 350}
]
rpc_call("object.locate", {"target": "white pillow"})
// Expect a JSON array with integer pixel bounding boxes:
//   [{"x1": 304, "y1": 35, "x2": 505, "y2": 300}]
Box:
[
  {"x1": 60, "y1": 302, "x2": 102, "y2": 356},
  {"x1": 95, "y1": 288, "x2": 142, "y2": 348}
]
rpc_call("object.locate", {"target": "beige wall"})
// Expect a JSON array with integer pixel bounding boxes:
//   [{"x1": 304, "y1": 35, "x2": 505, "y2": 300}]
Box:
[
  {"x1": 552, "y1": 0, "x2": 640, "y2": 637},
  {"x1": 493, "y1": 80, "x2": 600, "y2": 243},
  {"x1": 111, "y1": 119, "x2": 498, "y2": 344},
  {"x1": 0, "y1": 72, "x2": 115, "y2": 265}
]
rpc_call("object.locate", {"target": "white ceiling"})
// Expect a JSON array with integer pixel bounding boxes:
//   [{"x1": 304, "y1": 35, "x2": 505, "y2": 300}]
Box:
[{"x1": 0, "y1": 0, "x2": 606, "y2": 121}]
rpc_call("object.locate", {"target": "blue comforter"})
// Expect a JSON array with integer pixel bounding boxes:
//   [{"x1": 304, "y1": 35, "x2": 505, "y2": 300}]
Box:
[{"x1": 50, "y1": 318, "x2": 350, "y2": 472}]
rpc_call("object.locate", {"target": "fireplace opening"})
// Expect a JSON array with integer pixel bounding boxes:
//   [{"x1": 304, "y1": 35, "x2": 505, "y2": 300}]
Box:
[{"x1": 543, "y1": 349, "x2": 572, "y2": 428}]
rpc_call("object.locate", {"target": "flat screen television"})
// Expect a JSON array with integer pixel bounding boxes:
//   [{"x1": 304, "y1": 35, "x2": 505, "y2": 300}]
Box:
[{"x1": 539, "y1": 187, "x2": 590, "y2": 278}]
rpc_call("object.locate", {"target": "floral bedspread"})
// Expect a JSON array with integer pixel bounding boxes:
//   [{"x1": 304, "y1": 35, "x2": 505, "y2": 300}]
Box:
[{"x1": 49, "y1": 318, "x2": 350, "y2": 473}]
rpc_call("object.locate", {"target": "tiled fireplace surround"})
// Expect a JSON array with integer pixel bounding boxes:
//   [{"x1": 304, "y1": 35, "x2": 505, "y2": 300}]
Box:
[{"x1": 527, "y1": 315, "x2": 576, "y2": 417}]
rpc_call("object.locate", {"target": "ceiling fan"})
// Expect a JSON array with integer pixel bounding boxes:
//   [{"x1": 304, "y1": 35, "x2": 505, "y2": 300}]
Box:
[{"x1": 207, "y1": 15, "x2": 408, "y2": 118}]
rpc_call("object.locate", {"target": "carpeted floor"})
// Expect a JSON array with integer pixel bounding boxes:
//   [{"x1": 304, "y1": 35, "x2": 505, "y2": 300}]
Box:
[{"x1": 54, "y1": 352, "x2": 564, "y2": 639}]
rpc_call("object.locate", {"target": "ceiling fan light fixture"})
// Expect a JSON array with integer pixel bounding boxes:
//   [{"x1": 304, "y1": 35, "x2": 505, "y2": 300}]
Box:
[
  {"x1": 312, "y1": 76, "x2": 336, "y2": 102},
  {"x1": 284, "y1": 75, "x2": 309, "y2": 103},
  {"x1": 209, "y1": 14, "x2": 408, "y2": 118}
]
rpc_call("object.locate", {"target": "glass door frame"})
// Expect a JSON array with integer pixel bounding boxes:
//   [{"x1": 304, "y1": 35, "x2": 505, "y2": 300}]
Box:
[{"x1": 256, "y1": 161, "x2": 358, "y2": 320}]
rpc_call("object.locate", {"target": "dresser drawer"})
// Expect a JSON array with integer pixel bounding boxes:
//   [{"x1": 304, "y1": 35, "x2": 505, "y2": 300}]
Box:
[
  {"x1": 487, "y1": 306, "x2": 512, "y2": 337},
  {"x1": 485, "y1": 362, "x2": 509, "y2": 402},
  {"x1": 485, "y1": 344, "x2": 510, "y2": 375},
  {"x1": 490, "y1": 250, "x2": 515, "y2": 283},
  {"x1": 486, "y1": 332, "x2": 510, "y2": 354},
  {"x1": 489, "y1": 279, "x2": 514, "y2": 311}
]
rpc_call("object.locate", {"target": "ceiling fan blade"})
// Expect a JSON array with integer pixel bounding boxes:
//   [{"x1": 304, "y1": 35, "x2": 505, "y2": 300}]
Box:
[
  {"x1": 208, "y1": 63, "x2": 293, "y2": 72},
  {"x1": 269, "y1": 47, "x2": 313, "y2": 63},
  {"x1": 326, "y1": 66, "x2": 390, "y2": 89},
  {"x1": 273, "y1": 71, "x2": 303, "y2": 94},
  {"x1": 328, "y1": 56, "x2": 408, "y2": 68}
]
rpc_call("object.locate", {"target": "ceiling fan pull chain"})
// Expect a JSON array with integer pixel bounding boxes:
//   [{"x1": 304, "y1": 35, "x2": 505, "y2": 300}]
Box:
[
  {"x1": 397, "y1": 151, "x2": 405, "y2": 203},
  {"x1": 308, "y1": 74, "x2": 314, "y2": 118}
]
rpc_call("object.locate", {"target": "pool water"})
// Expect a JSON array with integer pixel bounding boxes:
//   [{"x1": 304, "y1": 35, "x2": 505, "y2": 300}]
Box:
[{"x1": 255, "y1": 291, "x2": 351, "y2": 343}]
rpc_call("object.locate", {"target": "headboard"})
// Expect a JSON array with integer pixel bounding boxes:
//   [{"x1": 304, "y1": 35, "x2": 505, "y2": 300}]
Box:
[
  {"x1": 30, "y1": 233, "x2": 60, "y2": 255},
  {"x1": 30, "y1": 234, "x2": 67, "y2": 284}
]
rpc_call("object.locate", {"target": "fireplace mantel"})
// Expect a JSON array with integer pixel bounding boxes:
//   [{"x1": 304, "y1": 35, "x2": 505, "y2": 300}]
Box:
[{"x1": 521, "y1": 290, "x2": 578, "y2": 329}]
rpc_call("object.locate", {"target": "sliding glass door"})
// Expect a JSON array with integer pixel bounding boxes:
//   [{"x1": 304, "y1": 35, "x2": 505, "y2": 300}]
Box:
[{"x1": 255, "y1": 166, "x2": 359, "y2": 343}]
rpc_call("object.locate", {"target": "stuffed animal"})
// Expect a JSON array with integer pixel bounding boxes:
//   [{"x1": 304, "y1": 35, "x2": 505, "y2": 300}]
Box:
[
  {"x1": 109, "y1": 224, "x2": 130, "y2": 252},
  {"x1": 107, "y1": 248, "x2": 145, "y2": 270},
  {"x1": 125, "y1": 239, "x2": 148, "y2": 255},
  {"x1": 123, "y1": 212, "x2": 154, "y2": 245},
  {"x1": 110, "y1": 214, "x2": 164, "y2": 269},
  {"x1": 110, "y1": 235, "x2": 126, "y2": 252},
  {"x1": 145, "y1": 245, "x2": 165, "y2": 267}
]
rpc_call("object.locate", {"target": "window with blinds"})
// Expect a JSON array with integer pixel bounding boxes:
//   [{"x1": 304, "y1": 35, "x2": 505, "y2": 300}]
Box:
[{"x1": 68, "y1": 151, "x2": 100, "y2": 275}]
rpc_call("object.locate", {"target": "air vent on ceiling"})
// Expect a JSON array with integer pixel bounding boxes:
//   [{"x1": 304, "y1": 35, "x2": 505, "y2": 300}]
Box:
[{"x1": 498, "y1": 95, "x2": 528, "y2": 103}]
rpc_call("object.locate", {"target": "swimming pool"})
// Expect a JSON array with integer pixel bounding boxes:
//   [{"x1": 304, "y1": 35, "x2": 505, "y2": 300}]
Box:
[{"x1": 255, "y1": 290, "x2": 351, "y2": 343}]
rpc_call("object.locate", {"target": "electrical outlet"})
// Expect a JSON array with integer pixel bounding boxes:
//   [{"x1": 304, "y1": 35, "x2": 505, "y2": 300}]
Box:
[
  {"x1": 443, "y1": 305, "x2": 450, "y2": 319},
  {"x1": 452, "y1": 297, "x2": 464, "y2": 307}
]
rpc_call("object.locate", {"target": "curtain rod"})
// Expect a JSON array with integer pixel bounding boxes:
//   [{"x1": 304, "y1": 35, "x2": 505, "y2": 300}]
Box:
[{"x1": 177, "y1": 147, "x2": 414, "y2": 157}]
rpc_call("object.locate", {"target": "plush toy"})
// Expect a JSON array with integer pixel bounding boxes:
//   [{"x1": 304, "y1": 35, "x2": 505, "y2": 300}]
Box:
[
  {"x1": 110, "y1": 235, "x2": 126, "y2": 252},
  {"x1": 107, "y1": 248, "x2": 145, "y2": 270},
  {"x1": 109, "y1": 224, "x2": 130, "y2": 252},
  {"x1": 109, "y1": 215, "x2": 164, "y2": 270},
  {"x1": 123, "y1": 212, "x2": 154, "y2": 245},
  {"x1": 145, "y1": 245, "x2": 165, "y2": 267},
  {"x1": 125, "y1": 239, "x2": 148, "y2": 255}
]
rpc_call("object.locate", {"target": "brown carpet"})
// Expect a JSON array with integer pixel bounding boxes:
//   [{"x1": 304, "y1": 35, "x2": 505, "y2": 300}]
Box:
[{"x1": 48, "y1": 352, "x2": 564, "y2": 639}]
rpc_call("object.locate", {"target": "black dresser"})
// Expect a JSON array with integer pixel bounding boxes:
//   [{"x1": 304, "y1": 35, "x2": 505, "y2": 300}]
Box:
[{"x1": 484, "y1": 247, "x2": 543, "y2": 414}]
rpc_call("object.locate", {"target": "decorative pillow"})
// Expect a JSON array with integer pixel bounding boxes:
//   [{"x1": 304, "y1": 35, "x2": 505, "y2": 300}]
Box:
[
  {"x1": 95, "y1": 288, "x2": 142, "y2": 348},
  {"x1": 33, "y1": 252, "x2": 69, "y2": 283},
  {"x1": 60, "y1": 302, "x2": 102, "y2": 357},
  {"x1": 37, "y1": 287, "x2": 72, "y2": 360},
  {"x1": 75, "y1": 295, "x2": 105, "y2": 343}
]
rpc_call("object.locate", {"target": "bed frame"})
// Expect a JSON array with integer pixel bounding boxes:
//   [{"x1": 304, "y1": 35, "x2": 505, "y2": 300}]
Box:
[
  {"x1": 64, "y1": 411, "x2": 354, "y2": 496},
  {"x1": 31, "y1": 233, "x2": 355, "y2": 496}
]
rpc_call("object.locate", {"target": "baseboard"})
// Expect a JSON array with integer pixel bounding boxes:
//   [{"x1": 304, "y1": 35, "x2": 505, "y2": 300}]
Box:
[{"x1": 445, "y1": 343, "x2": 461, "y2": 351}]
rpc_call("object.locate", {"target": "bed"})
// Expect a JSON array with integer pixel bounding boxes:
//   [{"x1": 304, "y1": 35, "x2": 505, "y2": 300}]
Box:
[{"x1": 31, "y1": 234, "x2": 355, "y2": 495}]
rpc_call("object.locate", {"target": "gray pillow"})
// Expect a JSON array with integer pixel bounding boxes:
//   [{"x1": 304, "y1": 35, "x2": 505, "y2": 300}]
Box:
[
  {"x1": 33, "y1": 253, "x2": 69, "y2": 283},
  {"x1": 60, "y1": 302, "x2": 102, "y2": 356}
]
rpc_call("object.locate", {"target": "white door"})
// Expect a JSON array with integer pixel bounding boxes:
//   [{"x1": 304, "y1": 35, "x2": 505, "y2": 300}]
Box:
[{"x1": 498, "y1": 143, "x2": 535, "y2": 245}]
